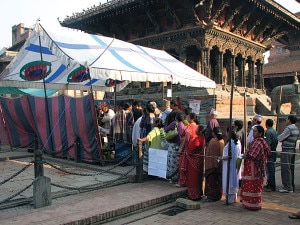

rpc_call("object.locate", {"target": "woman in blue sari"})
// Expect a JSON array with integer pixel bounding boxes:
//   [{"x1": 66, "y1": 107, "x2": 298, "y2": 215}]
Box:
[{"x1": 140, "y1": 103, "x2": 156, "y2": 168}]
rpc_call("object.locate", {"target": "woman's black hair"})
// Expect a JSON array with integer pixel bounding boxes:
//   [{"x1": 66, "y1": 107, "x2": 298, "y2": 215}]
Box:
[
  {"x1": 255, "y1": 125, "x2": 265, "y2": 137},
  {"x1": 213, "y1": 126, "x2": 223, "y2": 140},
  {"x1": 175, "y1": 112, "x2": 185, "y2": 122},
  {"x1": 141, "y1": 103, "x2": 156, "y2": 134},
  {"x1": 189, "y1": 112, "x2": 200, "y2": 125},
  {"x1": 154, "y1": 118, "x2": 163, "y2": 128},
  {"x1": 184, "y1": 107, "x2": 192, "y2": 116},
  {"x1": 122, "y1": 102, "x2": 131, "y2": 110},
  {"x1": 234, "y1": 120, "x2": 243, "y2": 131},
  {"x1": 196, "y1": 125, "x2": 206, "y2": 136},
  {"x1": 146, "y1": 103, "x2": 155, "y2": 113},
  {"x1": 227, "y1": 126, "x2": 239, "y2": 145}
]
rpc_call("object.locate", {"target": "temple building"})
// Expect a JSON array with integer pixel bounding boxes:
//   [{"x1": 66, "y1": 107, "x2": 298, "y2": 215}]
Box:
[
  {"x1": 1, "y1": 1, "x2": 299, "y2": 118},
  {"x1": 59, "y1": 0, "x2": 300, "y2": 117},
  {"x1": 61, "y1": 0, "x2": 300, "y2": 89},
  {"x1": 264, "y1": 12, "x2": 300, "y2": 94},
  {"x1": 0, "y1": 23, "x2": 32, "y2": 74}
]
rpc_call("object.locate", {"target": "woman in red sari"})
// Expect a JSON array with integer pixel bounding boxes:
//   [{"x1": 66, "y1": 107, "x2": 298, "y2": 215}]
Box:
[
  {"x1": 240, "y1": 125, "x2": 271, "y2": 210},
  {"x1": 177, "y1": 112, "x2": 199, "y2": 188},
  {"x1": 185, "y1": 125, "x2": 206, "y2": 200}
]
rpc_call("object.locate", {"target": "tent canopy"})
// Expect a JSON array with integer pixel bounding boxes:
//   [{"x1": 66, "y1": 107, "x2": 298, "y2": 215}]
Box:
[{"x1": 0, "y1": 23, "x2": 216, "y2": 91}]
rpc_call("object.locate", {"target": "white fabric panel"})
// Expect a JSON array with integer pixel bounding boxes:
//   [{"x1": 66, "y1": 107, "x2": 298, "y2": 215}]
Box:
[{"x1": 0, "y1": 22, "x2": 216, "y2": 90}]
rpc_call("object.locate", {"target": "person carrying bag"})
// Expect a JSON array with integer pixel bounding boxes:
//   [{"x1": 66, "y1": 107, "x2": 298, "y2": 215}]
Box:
[{"x1": 165, "y1": 122, "x2": 178, "y2": 141}]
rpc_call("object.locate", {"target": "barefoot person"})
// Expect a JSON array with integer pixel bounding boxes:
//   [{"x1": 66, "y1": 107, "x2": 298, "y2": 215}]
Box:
[{"x1": 240, "y1": 125, "x2": 271, "y2": 210}]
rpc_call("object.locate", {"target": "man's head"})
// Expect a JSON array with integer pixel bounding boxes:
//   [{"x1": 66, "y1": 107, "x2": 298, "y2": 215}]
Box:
[
  {"x1": 170, "y1": 100, "x2": 178, "y2": 109},
  {"x1": 99, "y1": 103, "x2": 109, "y2": 113},
  {"x1": 122, "y1": 102, "x2": 132, "y2": 111},
  {"x1": 210, "y1": 108, "x2": 218, "y2": 118},
  {"x1": 162, "y1": 99, "x2": 170, "y2": 110},
  {"x1": 287, "y1": 114, "x2": 298, "y2": 125},
  {"x1": 266, "y1": 119, "x2": 274, "y2": 128},
  {"x1": 252, "y1": 114, "x2": 262, "y2": 125},
  {"x1": 149, "y1": 101, "x2": 157, "y2": 109},
  {"x1": 133, "y1": 101, "x2": 142, "y2": 110}
]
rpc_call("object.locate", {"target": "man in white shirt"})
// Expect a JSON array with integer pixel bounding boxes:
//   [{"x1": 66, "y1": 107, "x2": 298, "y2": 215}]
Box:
[
  {"x1": 247, "y1": 114, "x2": 262, "y2": 145},
  {"x1": 159, "y1": 99, "x2": 172, "y2": 126},
  {"x1": 98, "y1": 103, "x2": 115, "y2": 137}
]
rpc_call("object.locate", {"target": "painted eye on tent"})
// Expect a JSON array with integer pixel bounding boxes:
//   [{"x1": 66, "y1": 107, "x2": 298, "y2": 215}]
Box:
[
  {"x1": 20, "y1": 61, "x2": 52, "y2": 81},
  {"x1": 67, "y1": 65, "x2": 89, "y2": 83},
  {"x1": 105, "y1": 79, "x2": 124, "y2": 87}
]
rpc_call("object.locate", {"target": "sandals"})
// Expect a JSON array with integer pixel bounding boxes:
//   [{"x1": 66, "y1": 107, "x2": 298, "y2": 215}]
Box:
[
  {"x1": 289, "y1": 213, "x2": 300, "y2": 219},
  {"x1": 202, "y1": 198, "x2": 216, "y2": 203}
]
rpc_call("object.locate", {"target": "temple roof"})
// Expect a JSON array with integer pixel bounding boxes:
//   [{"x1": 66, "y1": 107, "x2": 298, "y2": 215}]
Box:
[
  {"x1": 264, "y1": 55, "x2": 300, "y2": 76},
  {"x1": 60, "y1": 0, "x2": 300, "y2": 50}
]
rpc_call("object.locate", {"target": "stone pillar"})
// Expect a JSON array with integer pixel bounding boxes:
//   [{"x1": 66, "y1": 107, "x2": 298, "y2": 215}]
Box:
[
  {"x1": 179, "y1": 52, "x2": 187, "y2": 64},
  {"x1": 232, "y1": 55, "x2": 236, "y2": 86},
  {"x1": 236, "y1": 57, "x2": 245, "y2": 87},
  {"x1": 228, "y1": 54, "x2": 235, "y2": 85},
  {"x1": 197, "y1": 55, "x2": 202, "y2": 74},
  {"x1": 255, "y1": 60, "x2": 263, "y2": 89},
  {"x1": 246, "y1": 59, "x2": 255, "y2": 88},
  {"x1": 202, "y1": 48, "x2": 210, "y2": 78},
  {"x1": 215, "y1": 51, "x2": 223, "y2": 84},
  {"x1": 33, "y1": 176, "x2": 52, "y2": 208}
]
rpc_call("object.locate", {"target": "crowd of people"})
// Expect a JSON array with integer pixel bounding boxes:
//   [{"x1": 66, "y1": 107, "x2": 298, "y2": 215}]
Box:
[{"x1": 96, "y1": 100, "x2": 299, "y2": 214}]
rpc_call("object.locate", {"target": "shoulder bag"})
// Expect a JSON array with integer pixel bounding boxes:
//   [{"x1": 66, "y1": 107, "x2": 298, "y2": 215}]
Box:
[{"x1": 165, "y1": 123, "x2": 178, "y2": 141}]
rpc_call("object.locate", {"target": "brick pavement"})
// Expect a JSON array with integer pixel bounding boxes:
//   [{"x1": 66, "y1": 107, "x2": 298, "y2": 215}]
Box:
[{"x1": 0, "y1": 146, "x2": 300, "y2": 224}]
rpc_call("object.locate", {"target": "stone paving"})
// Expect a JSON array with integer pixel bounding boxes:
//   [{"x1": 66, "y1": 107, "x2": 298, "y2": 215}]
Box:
[
  {"x1": 0, "y1": 146, "x2": 300, "y2": 224},
  {"x1": 0, "y1": 150, "x2": 132, "y2": 203}
]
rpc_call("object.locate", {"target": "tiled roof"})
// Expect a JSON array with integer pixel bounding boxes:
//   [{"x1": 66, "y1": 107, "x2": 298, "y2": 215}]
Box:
[{"x1": 264, "y1": 55, "x2": 300, "y2": 75}]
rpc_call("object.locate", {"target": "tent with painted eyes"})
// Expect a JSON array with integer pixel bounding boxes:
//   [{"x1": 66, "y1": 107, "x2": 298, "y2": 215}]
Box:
[
  {"x1": 0, "y1": 22, "x2": 216, "y2": 91},
  {"x1": 0, "y1": 22, "x2": 215, "y2": 163}
]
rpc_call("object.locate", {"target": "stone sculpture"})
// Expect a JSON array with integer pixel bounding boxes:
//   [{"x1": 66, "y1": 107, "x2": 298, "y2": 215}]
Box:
[{"x1": 270, "y1": 82, "x2": 300, "y2": 115}]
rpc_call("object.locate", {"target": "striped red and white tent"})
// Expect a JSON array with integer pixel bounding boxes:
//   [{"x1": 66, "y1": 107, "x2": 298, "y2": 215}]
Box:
[{"x1": 0, "y1": 94, "x2": 102, "y2": 163}]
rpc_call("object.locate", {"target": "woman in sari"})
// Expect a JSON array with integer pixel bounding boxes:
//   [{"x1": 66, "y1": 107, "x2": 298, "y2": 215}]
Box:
[
  {"x1": 222, "y1": 127, "x2": 242, "y2": 204},
  {"x1": 165, "y1": 112, "x2": 186, "y2": 183},
  {"x1": 185, "y1": 125, "x2": 206, "y2": 200},
  {"x1": 140, "y1": 104, "x2": 156, "y2": 168},
  {"x1": 240, "y1": 125, "x2": 271, "y2": 210},
  {"x1": 204, "y1": 126, "x2": 224, "y2": 202},
  {"x1": 177, "y1": 112, "x2": 199, "y2": 187}
]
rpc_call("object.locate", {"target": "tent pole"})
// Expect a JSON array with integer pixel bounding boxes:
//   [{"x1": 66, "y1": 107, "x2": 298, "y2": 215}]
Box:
[
  {"x1": 226, "y1": 56, "x2": 234, "y2": 205},
  {"x1": 244, "y1": 89, "x2": 247, "y2": 151},
  {"x1": 276, "y1": 85, "x2": 282, "y2": 131},
  {"x1": 162, "y1": 82, "x2": 164, "y2": 100},
  {"x1": 38, "y1": 23, "x2": 54, "y2": 153},
  {"x1": 170, "y1": 81, "x2": 173, "y2": 101},
  {"x1": 114, "y1": 79, "x2": 117, "y2": 112},
  {"x1": 88, "y1": 68, "x2": 93, "y2": 94},
  {"x1": 244, "y1": 69, "x2": 247, "y2": 152}
]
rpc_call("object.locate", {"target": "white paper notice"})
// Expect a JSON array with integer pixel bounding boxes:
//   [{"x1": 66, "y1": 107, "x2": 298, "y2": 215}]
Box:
[
  {"x1": 167, "y1": 89, "x2": 172, "y2": 98},
  {"x1": 189, "y1": 100, "x2": 201, "y2": 115},
  {"x1": 148, "y1": 148, "x2": 168, "y2": 178}
]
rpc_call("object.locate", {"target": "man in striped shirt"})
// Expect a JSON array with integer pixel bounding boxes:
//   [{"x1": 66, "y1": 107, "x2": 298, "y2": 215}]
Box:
[{"x1": 277, "y1": 115, "x2": 299, "y2": 193}]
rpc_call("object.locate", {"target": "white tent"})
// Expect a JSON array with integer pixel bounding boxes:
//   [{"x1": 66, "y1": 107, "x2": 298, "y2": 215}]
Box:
[{"x1": 0, "y1": 23, "x2": 216, "y2": 91}]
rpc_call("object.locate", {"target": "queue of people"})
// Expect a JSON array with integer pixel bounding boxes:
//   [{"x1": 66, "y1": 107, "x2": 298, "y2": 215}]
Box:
[{"x1": 97, "y1": 101, "x2": 299, "y2": 213}]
